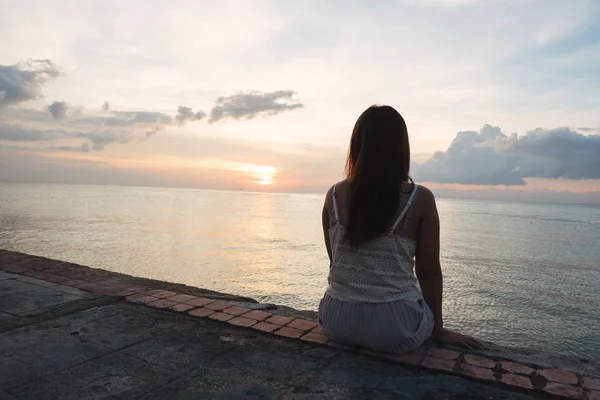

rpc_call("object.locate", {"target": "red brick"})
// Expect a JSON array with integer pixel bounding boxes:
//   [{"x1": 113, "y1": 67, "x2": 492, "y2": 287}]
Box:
[
  {"x1": 461, "y1": 364, "x2": 496, "y2": 381},
  {"x1": 543, "y1": 383, "x2": 584, "y2": 399},
  {"x1": 300, "y1": 332, "x2": 329, "y2": 344},
  {"x1": 148, "y1": 299, "x2": 178, "y2": 309},
  {"x1": 228, "y1": 316, "x2": 257, "y2": 327},
  {"x1": 500, "y1": 374, "x2": 533, "y2": 389},
  {"x1": 539, "y1": 369, "x2": 579, "y2": 385},
  {"x1": 169, "y1": 303, "x2": 195, "y2": 312},
  {"x1": 464, "y1": 354, "x2": 496, "y2": 369},
  {"x1": 274, "y1": 326, "x2": 303, "y2": 339},
  {"x1": 223, "y1": 306, "x2": 251, "y2": 316},
  {"x1": 287, "y1": 319, "x2": 317, "y2": 331},
  {"x1": 145, "y1": 289, "x2": 178, "y2": 299},
  {"x1": 311, "y1": 325, "x2": 325, "y2": 334},
  {"x1": 209, "y1": 312, "x2": 233, "y2": 322},
  {"x1": 586, "y1": 390, "x2": 600, "y2": 400},
  {"x1": 189, "y1": 308, "x2": 215, "y2": 318},
  {"x1": 422, "y1": 357, "x2": 456, "y2": 372},
  {"x1": 427, "y1": 347, "x2": 460, "y2": 361},
  {"x1": 167, "y1": 293, "x2": 197, "y2": 303},
  {"x1": 132, "y1": 295, "x2": 160, "y2": 305},
  {"x1": 582, "y1": 377, "x2": 600, "y2": 391},
  {"x1": 266, "y1": 315, "x2": 294, "y2": 326},
  {"x1": 252, "y1": 322, "x2": 279, "y2": 333},
  {"x1": 498, "y1": 361, "x2": 535, "y2": 376},
  {"x1": 126, "y1": 292, "x2": 151, "y2": 301},
  {"x1": 205, "y1": 301, "x2": 232, "y2": 311},
  {"x1": 185, "y1": 297, "x2": 214, "y2": 307},
  {"x1": 242, "y1": 310, "x2": 272, "y2": 321}
]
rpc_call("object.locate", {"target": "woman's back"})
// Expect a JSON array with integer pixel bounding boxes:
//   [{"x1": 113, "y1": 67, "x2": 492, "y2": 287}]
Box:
[{"x1": 326, "y1": 180, "x2": 423, "y2": 303}]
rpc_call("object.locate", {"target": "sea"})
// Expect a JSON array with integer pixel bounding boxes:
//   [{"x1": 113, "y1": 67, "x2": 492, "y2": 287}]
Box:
[{"x1": 0, "y1": 181, "x2": 599, "y2": 361}]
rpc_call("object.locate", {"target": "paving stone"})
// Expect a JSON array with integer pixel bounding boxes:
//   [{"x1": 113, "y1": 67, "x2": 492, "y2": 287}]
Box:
[
  {"x1": 0, "y1": 271, "x2": 19, "y2": 280},
  {"x1": 123, "y1": 330, "x2": 228, "y2": 371},
  {"x1": 144, "y1": 290, "x2": 178, "y2": 299},
  {"x1": 464, "y1": 354, "x2": 496, "y2": 369},
  {"x1": 242, "y1": 310, "x2": 272, "y2": 321},
  {"x1": 223, "y1": 306, "x2": 251, "y2": 316},
  {"x1": 126, "y1": 292, "x2": 150, "y2": 301},
  {"x1": 228, "y1": 317, "x2": 257, "y2": 327},
  {"x1": 47, "y1": 284, "x2": 95, "y2": 297},
  {"x1": 189, "y1": 308, "x2": 215, "y2": 318},
  {"x1": 501, "y1": 374, "x2": 533, "y2": 389},
  {"x1": 461, "y1": 364, "x2": 496, "y2": 382},
  {"x1": 300, "y1": 332, "x2": 328, "y2": 344},
  {"x1": 539, "y1": 368, "x2": 579, "y2": 385},
  {"x1": 275, "y1": 327, "x2": 303, "y2": 339},
  {"x1": 9, "y1": 351, "x2": 177, "y2": 400},
  {"x1": 0, "y1": 279, "x2": 46, "y2": 294},
  {"x1": 543, "y1": 382, "x2": 585, "y2": 399},
  {"x1": 252, "y1": 322, "x2": 279, "y2": 333},
  {"x1": 204, "y1": 301, "x2": 232, "y2": 311},
  {"x1": 184, "y1": 297, "x2": 214, "y2": 307},
  {"x1": 0, "y1": 287, "x2": 88, "y2": 317},
  {"x1": 582, "y1": 377, "x2": 600, "y2": 391},
  {"x1": 148, "y1": 299, "x2": 179, "y2": 309},
  {"x1": 208, "y1": 312, "x2": 233, "y2": 322},
  {"x1": 422, "y1": 356, "x2": 456, "y2": 372},
  {"x1": 130, "y1": 295, "x2": 161, "y2": 305},
  {"x1": 499, "y1": 361, "x2": 535, "y2": 376},
  {"x1": 266, "y1": 314, "x2": 294, "y2": 326},
  {"x1": 166, "y1": 293, "x2": 197, "y2": 303},
  {"x1": 287, "y1": 319, "x2": 317, "y2": 331},
  {"x1": 169, "y1": 303, "x2": 195, "y2": 312},
  {"x1": 428, "y1": 347, "x2": 460, "y2": 360},
  {"x1": 311, "y1": 325, "x2": 324, "y2": 334}
]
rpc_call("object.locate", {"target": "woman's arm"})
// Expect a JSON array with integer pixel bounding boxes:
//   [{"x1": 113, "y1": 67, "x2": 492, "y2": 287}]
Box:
[
  {"x1": 415, "y1": 187, "x2": 485, "y2": 349},
  {"x1": 414, "y1": 187, "x2": 444, "y2": 334},
  {"x1": 322, "y1": 188, "x2": 333, "y2": 263}
]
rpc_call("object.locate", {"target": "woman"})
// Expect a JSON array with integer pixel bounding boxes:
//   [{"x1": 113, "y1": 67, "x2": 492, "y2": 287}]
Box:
[{"x1": 318, "y1": 105, "x2": 484, "y2": 353}]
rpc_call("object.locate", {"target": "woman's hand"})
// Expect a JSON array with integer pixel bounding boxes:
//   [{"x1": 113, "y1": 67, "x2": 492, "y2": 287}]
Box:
[{"x1": 434, "y1": 327, "x2": 486, "y2": 350}]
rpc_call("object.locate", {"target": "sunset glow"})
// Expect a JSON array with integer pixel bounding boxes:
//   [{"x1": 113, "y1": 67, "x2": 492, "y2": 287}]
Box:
[{"x1": 247, "y1": 165, "x2": 278, "y2": 186}]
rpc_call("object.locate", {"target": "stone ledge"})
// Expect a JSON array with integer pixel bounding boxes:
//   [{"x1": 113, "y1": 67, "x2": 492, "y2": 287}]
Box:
[{"x1": 1, "y1": 250, "x2": 598, "y2": 400}]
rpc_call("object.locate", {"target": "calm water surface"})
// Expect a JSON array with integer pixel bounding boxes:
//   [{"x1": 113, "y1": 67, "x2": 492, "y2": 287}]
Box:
[{"x1": 1, "y1": 182, "x2": 599, "y2": 360}]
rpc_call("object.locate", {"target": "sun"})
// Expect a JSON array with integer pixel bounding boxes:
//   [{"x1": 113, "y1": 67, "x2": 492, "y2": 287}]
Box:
[{"x1": 246, "y1": 165, "x2": 278, "y2": 185}]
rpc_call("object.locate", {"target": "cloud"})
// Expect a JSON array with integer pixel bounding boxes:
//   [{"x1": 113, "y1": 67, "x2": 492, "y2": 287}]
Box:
[
  {"x1": 176, "y1": 105, "x2": 206, "y2": 124},
  {"x1": 0, "y1": 59, "x2": 61, "y2": 109},
  {"x1": 209, "y1": 90, "x2": 303, "y2": 123},
  {"x1": 47, "y1": 101, "x2": 69, "y2": 120},
  {"x1": 0, "y1": 122, "x2": 66, "y2": 142},
  {"x1": 413, "y1": 125, "x2": 600, "y2": 185}
]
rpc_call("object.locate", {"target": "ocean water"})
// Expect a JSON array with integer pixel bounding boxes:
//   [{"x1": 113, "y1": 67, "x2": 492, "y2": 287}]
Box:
[{"x1": 0, "y1": 182, "x2": 599, "y2": 360}]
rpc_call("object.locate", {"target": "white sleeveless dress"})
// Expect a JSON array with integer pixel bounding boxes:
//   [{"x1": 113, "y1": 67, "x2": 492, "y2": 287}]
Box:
[{"x1": 318, "y1": 183, "x2": 434, "y2": 353}]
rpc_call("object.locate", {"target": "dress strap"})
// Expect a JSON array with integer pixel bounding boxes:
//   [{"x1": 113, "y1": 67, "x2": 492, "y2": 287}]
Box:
[
  {"x1": 389, "y1": 184, "x2": 419, "y2": 233},
  {"x1": 331, "y1": 183, "x2": 341, "y2": 224}
]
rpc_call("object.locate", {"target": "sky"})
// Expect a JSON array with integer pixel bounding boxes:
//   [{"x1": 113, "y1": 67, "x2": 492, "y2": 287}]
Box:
[{"x1": 1, "y1": 0, "x2": 599, "y2": 203}]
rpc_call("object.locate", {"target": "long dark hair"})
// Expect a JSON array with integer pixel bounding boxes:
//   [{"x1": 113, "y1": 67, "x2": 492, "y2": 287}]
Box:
[{"x1": 344, "y1": 105, "x2": 411, "y2": 247}]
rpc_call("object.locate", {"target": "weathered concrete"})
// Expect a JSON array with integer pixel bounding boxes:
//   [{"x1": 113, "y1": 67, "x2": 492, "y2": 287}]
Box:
[{"x1": 0, "y1": 272, "x2": 546, "y2": 400}]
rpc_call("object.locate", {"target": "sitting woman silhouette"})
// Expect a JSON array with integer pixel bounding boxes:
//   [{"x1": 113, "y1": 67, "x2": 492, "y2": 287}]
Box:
[{"x1": 318, "y1": 105, "x2": 485, "y2": 353}]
